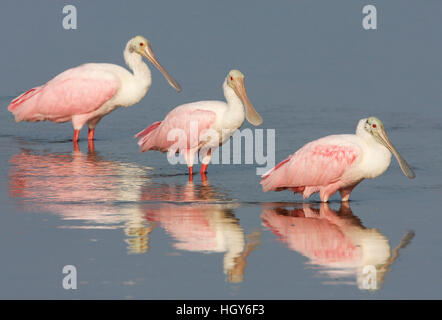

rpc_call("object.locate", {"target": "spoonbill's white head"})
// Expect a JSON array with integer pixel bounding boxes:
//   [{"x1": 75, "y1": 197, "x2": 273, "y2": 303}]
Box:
[
  {"x1": 226, "y1": 70, "x2": 263, "y2": 126},
  {"x1": 128, "y1": 35, "x2": 181, "y2": 92},
  {"x1": 361, "y1": 117, "x2": 415, "y2": 179}
]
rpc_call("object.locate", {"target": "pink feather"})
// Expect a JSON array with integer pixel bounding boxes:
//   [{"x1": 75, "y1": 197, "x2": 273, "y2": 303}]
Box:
[
  {"x1": 262, "y1": 206, "x2": 360, "y2": 265},
  {"x1": 8, "y1": 65, "x2": 119, "y2": 123},
  {"x1": 136, "y1": 104, "x2": 217, "y2": 154},
  {"x1": 261, "y1": 135, "x2": 362, "y2": 199}
]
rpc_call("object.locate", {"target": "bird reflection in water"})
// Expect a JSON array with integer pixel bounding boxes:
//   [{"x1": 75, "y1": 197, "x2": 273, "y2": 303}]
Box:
[
  {"x1": 141, "y1": 179, "x2": 261, "y2": 283},
  {"x1": 8, "y1": 147, "x2": 153, "y2": 254},
  {"x1": 262, "y1": 202, "x2": 414, "y2": 290}
]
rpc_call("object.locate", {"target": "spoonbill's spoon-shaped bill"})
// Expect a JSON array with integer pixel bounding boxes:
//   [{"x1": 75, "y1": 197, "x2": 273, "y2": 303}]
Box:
[
  {"x1": 261, "y1": 117, "x2": 415, "y2": 202},
  {"x1": 7, "y1": 35, "x2": 181, "y2": 143},
  {"x1": 141, "y1": 41, "x2": 181, "y2": 92},
  {"x1": 135, "y1": 69, "x2": 263, "y2": 179},
  {"x1": 228, "y1": 70, "x2": 263, "y2": 126}
]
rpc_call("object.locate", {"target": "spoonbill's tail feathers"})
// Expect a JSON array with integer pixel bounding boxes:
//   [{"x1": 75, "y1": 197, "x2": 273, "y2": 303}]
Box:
[
  {"x1": 135, "y1": 121, "x2": 163, "y2": 152},
  {"x1": 8, "y1": 87, "x2": 43, "y2": 121},
  {"x1": 135, "y1": 121, "x2": 162, "y2": 140}
]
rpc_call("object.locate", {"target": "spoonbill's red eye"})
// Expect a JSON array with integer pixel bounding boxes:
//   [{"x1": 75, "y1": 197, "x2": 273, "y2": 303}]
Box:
[
  {"x1": 372, "y1": 124, "x2": 377, "y2": 128},
  {"x1": 230, "y1": 76, "x2": 233, "y2": 81}
]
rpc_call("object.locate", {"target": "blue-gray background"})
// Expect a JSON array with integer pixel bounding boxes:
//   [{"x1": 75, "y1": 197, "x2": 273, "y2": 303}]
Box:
[{"x1": 0, "y1": 0, "x2": 441, "y2": 299}]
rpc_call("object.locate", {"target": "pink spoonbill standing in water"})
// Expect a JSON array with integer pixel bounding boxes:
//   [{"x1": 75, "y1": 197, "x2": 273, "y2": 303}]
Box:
[
  {"x1": 135, "y1": 70, "x2": 263, "y2": 180},
  {"x1": 261, "y1": 117, "x2": 415, "y2": 202},
  {"x1": 7, "y1": 36, "x2": 181, "y2": 143}
]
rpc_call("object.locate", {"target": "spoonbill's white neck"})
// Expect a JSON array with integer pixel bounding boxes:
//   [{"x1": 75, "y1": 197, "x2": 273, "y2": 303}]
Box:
[
  {"x1": 223, "y1": 80, "x2": 245, "y2": 118},
  {"x1": 123, "y1": 43, "x2": 151, "y2": 84}
]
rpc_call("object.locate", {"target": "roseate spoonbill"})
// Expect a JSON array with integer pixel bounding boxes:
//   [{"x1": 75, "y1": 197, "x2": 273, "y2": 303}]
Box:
[
  {"x1": 135, "y1": 69, "x2": 263, "y2": 179},
  {"x1": 261, "y1": 117, "x2": 415, "y2": 202},
  {"x1": 7, "y1": 36, "x2": 181, "y2": 143},
  {"x1": 262, "y1": 202, "x2": 415, "y2": 289},
  {"x1": 143, "y1": 180, "x2": 261, "y2": 282},
  {"x1": 9, "y1": 149, "x2": 152, "y2": 253}
]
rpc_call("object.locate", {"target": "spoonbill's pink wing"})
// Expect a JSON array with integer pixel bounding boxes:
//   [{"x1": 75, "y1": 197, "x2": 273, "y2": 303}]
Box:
[
  {"x1": 262, "y1": 208, "x2": 360, "y2": 265},
  {"x1": 8, "y1": 64, "x2": 119, "y2": 122},
  {"x1": 146, "y1": 204, "x2": 219, "y2": 251},
  {"x1": 136, "y1": 104, "x2": 217, "y2": 153},
  {"x1": 261, "y1": 136, "x2": 362, "y2": 192}
]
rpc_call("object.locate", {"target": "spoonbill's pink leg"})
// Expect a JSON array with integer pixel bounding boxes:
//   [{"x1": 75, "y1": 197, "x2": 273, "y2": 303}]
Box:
[
  {"x1": 73, "y1": 130, "x2": 80, "y2": 143},
  {"x1": 188, "y1": 167, "x2": 193, "y2": 181},
  {"x1": 88, "y1": 140, "x2": 95, "y2": 153},
  {"x1": 88, "y1": 128, "x2": 95, "y2": 141},
  {"x1": 200, "y1": 164, "x2": 208, "y2": 175},
  {"x1": 73, "y1": 141, "x2": 80, "y2": 152},
  {"x1": 339, "y1": 182, "x2": 360, "y2": 202},
  {"x1": 183, "y1": 148, "x2": 196, "y2": 181},
  {"x1": 319, "y1": 184, "x2": 339, "y2": 203},
  {"x1": 200, "y1": 149, "x2": 212, "y2": 175}
]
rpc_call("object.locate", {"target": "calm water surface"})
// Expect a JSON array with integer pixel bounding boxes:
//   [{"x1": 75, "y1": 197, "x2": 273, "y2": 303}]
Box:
[
  {"x1": 1, "y1": 94, "x2": 441, "y2": 299},
  {"x1": 1, "y1": 1, "x2": 442, "y2": 299}
]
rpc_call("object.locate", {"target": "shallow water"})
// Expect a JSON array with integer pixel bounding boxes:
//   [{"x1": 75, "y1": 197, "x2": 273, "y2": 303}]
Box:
[
  {"x1": 1, "y1": 1, "x2": 442, "y2": 299},
  {"x1": 1, "y1": 95, "x2": 441, "y2": 299}
]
